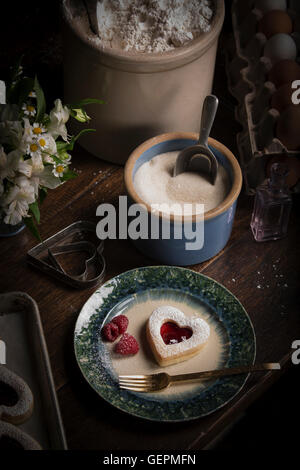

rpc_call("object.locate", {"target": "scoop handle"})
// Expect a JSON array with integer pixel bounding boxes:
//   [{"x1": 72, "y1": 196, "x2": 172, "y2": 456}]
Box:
[{"x1": 198, "y1": 95, "x2": 219, "y2": 147}]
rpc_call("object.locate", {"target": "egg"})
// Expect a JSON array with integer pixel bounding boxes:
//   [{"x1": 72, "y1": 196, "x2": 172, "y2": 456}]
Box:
[
  {"x1": 254, "y1": 0, "x2": 287, "y2": 12},
  {"x1": 268, "y1": 60, "x2": 300, "y2": 87},
  {"x1": 258, "y1": 10, "x2": 293, "y2": 39},
  {"x1": 266, "y1": 155, "x2": 300, "y2": 187},
  {"x1": 271, "y1": 82, "x2": 297, "y2": 112},
  {"x1": 264, "y1": 33, "x2": 297, "y2": 64},
  {"x1": 276, "y1": 105, "x2": 300, "y2": 149}
]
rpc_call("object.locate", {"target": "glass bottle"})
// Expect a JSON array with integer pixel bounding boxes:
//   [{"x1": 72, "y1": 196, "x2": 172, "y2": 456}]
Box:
[{"x1": 250, "y1": 163, "x2": 292, "y2": 242}]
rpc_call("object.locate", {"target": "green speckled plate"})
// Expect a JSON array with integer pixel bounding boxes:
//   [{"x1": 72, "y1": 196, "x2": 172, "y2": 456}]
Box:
[{"x1": 74, "y1": 266, "x2": 255, "y2": 422}]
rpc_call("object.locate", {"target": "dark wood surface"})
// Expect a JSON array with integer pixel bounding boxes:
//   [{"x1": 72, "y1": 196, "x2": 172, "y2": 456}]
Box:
[{"x1": 0, "y1": 3, "x2": 300, "y2": 450}]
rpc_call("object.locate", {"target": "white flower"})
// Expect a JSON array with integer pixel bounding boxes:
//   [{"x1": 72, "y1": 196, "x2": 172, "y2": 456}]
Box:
[
  {"x1": 47, "y1": 99, "x2": 70, "y2": 141},
  {"x1": 28, "y1": 91, "x2": 36, "y2": 98},
  {"x1": 0, "y1": 146, "x2": 21, "y2": 181},
  {"x1": 42, "y1": 154, "x2": 54, "y2": 164},
  {"x1": 52, "y1": 162, "x2": 66, "y2": 178},
  {"x1": 17, "y1": 155, "x2": 61, "y2": 191},
  {"x1": 2, "y1": 178, "x2": 35, "y2": 225},
  {"x1": 31, "y1": 123, "x2": 46, "y2": 137},
  {"x1": 39, "y1": 165, "x2": 62, "y2": 189},
  {"x1": 27, "y1": 140, "x2": 41, "y2": 159},
  {"x1": 23, "y1": 118, "x2": 32, "y2": 139},
  {"x1": 19, "y1": 118, "x2": 33, "y2": 153},
  {"x1": 4, "y1": 200, "x2": 27, "y2": 224},
  {"x1": 18, "y1": 155, "x2": 44, "y2": 180},
  {"x1": 23, "y1": 122, "x2": 56, "y2": 159},
  {"x1": 14, "y1": 176, "x2": 36, "y2": 195},
  {"x1": 17, "y1": 160, "x2": 32, "y2": 178},
  {"x1": 17, "y1": 160, "x2": 41, "y2": 196},
  {"x1": 22, "y1": 103, "x2": 36, "y2": 117},
  {"x1": 37, "y1": 133, "x2": 57, "y2": 155}
]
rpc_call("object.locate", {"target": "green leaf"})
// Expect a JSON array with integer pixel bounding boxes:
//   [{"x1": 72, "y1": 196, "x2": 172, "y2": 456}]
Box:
[
  {"x1": 70, "y1": 108, "x2": 91, "y2": 123},
  {"x1": 29, "y1": 201, "x2": 40, "y2": 224},
  {"x1": 61, "y1": 169, "x2": 77, "y2": 181},
  {"x1": 33, "y1": 76, "x2": 46, "y2": 122},
  {"x1": 51, "y1": 154, "x2": 64, "y2": 165},
  {"x1": 56, "y1": 141, "x2": 68, "y2": 152},
  {"x1": 68, "y1": 128, "x2": 96, "y2": 150},
  {"x1": 7, "y1": 77, "x2": 34, "y2": 109},
  {"x1": 56, "y1": 128, "x2": 96, "y2": 153},
  {"x1": 39, "y1": 188, "x2": 48, "y2": 204},
  {"x1": 18, "y1": 77, "x2": 35, "y2": 108},
  {"x1": 42, "y1": 115, "x2": 50, "y2": 126},
  {"x1": 24, "y1": 216, "x2": 42, "y2": 242},
  {"x1": 57, "y1": 149, "x2": 70, "y2": 161},
  {"x1": 68, "y1": 98, "x2": 105, "y2": 107}
]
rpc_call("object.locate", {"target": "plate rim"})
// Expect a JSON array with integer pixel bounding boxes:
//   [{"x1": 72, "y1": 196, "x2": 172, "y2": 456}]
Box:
[{"x1": 74, "y1": 265, "x2": 256, "y2": 422}]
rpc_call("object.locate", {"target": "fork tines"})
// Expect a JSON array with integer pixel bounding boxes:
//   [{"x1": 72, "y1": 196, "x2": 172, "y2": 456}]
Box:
[{"x1": 119, "y1": 375, "x2": 155, "y2": 392}]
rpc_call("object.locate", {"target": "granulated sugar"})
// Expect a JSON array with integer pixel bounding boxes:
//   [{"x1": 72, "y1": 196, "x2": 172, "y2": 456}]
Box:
[
  {"x1": 96, "y1": 0, "x2": 214, "y2": 52},
  {"x1": 134, "y1": 150, "x2": 230, "y2": 215}
]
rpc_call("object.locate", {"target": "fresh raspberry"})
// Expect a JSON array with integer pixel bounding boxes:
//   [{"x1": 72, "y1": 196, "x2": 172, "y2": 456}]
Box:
[
  {"x1": 114, "y1": 333, "x2": 139, "y2": 355},
  {"x1": 111, "y1": 315, "x2": 129, "y2": 335},
  {"x1": 102, "y1": 322, "x2": 119, "y2": 342}
]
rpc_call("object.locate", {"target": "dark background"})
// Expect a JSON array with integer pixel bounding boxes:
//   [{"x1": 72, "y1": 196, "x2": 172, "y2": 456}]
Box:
[{"x1": 0, "y1": 0, "x2": 299, "y2": 450}]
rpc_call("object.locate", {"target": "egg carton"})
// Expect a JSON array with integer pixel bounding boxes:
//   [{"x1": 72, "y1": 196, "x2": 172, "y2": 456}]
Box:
[{"x1": 226, "y1": 0, "x2": 300, "y2": 194}]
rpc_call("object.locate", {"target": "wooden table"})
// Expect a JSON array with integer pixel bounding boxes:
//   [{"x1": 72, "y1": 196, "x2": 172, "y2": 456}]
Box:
[{"x1": 1, "y1": 11, "x2": 300, "y2": 451}]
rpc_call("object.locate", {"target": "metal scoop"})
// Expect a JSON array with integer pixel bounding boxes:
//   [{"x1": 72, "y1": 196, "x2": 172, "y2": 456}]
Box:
[{"x1": 173, "y1": 95, "x2": 219, "y2": 184}]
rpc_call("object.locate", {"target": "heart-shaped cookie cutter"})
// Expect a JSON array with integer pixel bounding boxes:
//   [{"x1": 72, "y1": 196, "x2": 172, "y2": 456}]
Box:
[
  {"x1": 48, "y1": 240, "x2": 104, "y2": 281},
  {"x1": 27, "y1": 221, "x2": 106, "y2": 289}
]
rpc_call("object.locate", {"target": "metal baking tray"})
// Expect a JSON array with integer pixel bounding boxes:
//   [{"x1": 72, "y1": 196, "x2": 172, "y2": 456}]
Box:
[{"x1": 0, "y1": 292, "x2": 67, "y2": 450}]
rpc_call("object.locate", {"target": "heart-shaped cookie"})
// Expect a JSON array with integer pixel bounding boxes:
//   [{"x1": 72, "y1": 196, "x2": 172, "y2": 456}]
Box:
[
  {"x1": 0, "y1": 366, "x2": 34, "y2": 425},
  {"x1": 147, "y1": 306, "x2": 210, "y2": 366},
  {"x1": 0, "y1": 421, "x2": 41, "y2": 450}
]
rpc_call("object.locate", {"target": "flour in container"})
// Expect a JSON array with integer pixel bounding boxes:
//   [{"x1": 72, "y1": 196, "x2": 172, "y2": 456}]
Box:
[{"x1": 96, "y1": 0, "x2": 215, "y2": 52}]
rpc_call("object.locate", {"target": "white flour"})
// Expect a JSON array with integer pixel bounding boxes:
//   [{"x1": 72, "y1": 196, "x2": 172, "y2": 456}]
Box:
[{"x1": 96, "y1": 0, "x2": 214, "y2": 52}]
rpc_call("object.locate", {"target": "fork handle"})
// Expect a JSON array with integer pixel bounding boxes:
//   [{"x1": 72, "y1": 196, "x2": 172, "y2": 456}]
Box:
[{"x1": 170, "y1": 363, "x2": 281, "y2": 383}]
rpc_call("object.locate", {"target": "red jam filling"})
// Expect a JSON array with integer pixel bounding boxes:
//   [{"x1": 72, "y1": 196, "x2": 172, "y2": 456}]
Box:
[{"x1": 160, "y1": 322, "x2": 193, "y2": 345}]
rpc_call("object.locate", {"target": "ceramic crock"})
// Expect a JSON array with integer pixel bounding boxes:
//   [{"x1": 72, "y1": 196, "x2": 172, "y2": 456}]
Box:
[
  {"x1": 124, "y1": 132, "x2": 242, "y2": 266},
  {"x1": 0, "y1": 219, "x2": 25, "y2": 237},
  {"x1": 62, "y1": 0, "x2": 225, "y2": 164}
]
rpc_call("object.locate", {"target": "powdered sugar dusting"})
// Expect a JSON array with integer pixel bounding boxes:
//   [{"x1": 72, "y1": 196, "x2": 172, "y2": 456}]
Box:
[
  {"x1": 148, "y1": 305, "x2": 210, "y2": 358},
  {"x1": 75, "y1": 280, "x2": 116, "y2": 334}
]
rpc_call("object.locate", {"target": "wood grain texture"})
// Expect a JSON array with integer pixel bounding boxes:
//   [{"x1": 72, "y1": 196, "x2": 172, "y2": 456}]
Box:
[{"x1": 0, "y1": 11, "x2": 299, "y2": 449}]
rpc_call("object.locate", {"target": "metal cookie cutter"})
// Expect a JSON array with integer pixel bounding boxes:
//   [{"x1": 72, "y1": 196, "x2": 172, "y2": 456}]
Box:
[{"x1": 27, "y1": 221, "x2": 106, "y2": 289}]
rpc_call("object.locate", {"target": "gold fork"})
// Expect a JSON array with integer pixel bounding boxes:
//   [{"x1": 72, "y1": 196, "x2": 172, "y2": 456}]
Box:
[{"x1": 119, "y1": 363, "x2": 281, "y2": 392}]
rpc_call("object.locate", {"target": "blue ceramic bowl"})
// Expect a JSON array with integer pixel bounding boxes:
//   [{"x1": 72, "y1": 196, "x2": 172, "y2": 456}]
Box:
[{"x1": 124, "y1": 133, "x2": 242, "y2": 265}]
